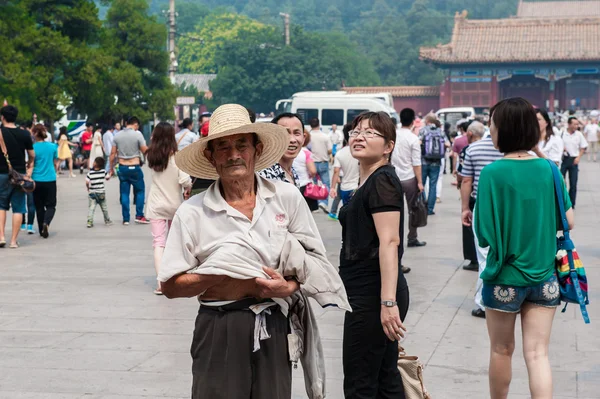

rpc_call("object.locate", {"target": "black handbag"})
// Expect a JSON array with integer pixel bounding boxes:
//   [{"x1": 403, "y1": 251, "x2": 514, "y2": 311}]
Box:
[
  {"x1": 410, "y1": 193, "x2": 428, "y2": 228},
  {"x1": 0, "y1": 128, "x2": 36, "y2": 193}
]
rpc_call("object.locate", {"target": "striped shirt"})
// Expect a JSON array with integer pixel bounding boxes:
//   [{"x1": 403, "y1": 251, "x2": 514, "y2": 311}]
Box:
[
  {"x1": 87, "y1": 169, "x2": 107, "y2": 193},
  {"x1": 459, "y1": 136, "x2": 503, "y2": 197}
]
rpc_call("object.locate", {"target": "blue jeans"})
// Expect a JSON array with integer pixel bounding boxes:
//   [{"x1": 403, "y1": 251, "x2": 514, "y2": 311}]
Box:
[
  {"x1": 117, "y1": 165, "x2": 145, "y2": 222},
  {"x1": 422, "y1": 163, "x2": 440, "y2": 213},
  {"x1": 23, "y1": 191, "x2": 35, "y2": 225},
  {"x1": 314, "y1": 161, "x2": 330, "y2": 206},
  {"x1": 482, "y1": 273, "x2": 560, "y2": 313}
]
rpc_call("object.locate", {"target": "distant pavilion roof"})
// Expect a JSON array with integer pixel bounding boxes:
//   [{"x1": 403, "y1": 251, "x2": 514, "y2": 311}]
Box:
[
  {"x1": 517, "y1": 0, "x2": 600, "y2": 18},
  {"x1": 419, "y1": 11, "x2": 600, "y2": 65},
  {"x1": 344, "y1": 86, "x2": 440, "y2": 97}
]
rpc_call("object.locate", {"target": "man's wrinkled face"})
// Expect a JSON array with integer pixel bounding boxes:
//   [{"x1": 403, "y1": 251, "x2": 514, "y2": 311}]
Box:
[{"x1": 204, "y1": 133, "x2": 263, "y2": 180}]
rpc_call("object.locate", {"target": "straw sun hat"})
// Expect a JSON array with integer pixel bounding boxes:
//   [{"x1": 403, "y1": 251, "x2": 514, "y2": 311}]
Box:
[{"x1": 175, "y1": 104, "x2": 288, "y2": 180}]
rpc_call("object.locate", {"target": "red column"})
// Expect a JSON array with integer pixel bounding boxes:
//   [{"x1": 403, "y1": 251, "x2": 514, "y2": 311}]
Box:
[
  {"x1": 548, "y1": 79, "x2": 555, "y2": 112},
  {"x1": 440, "y1": 77, "x2": 451, "y2": 108},
  {"x1": 490, "y1": 76, "x2": 499, "y2": 107}
]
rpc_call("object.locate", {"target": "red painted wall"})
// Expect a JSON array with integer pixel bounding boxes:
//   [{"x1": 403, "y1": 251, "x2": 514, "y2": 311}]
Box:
[{"x1": 393, "y1": 97, "x2": 440, "y2": 114}]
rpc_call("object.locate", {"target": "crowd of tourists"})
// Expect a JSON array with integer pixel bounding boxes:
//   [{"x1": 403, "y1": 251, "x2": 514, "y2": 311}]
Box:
[{"x1": 0, "y1": 95, "x2": 591, "y2": 398}]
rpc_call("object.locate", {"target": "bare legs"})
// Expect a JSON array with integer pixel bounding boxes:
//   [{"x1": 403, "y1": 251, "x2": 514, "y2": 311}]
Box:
[
  {"x1": 486, "y1": 305, "x2": 556, "y2": 399},
  {"x1": 0, "y1": 210, "x2": 23, "y2": 246},
  {"x1": 521, "y1": 303, "x2": 556, "y2": 398},
  {"x1": 67, "y1": 158, "x2": 75, "y2": 177},
  {"x1": 153, "y1": 246, "x2": 164, "y2": 293},
  {"x1": 486, "y1": 309, "x2": 516, "y2": 399}
]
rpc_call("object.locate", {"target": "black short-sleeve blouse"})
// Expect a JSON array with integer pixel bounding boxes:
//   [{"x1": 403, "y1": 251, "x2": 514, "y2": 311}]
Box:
[{"x1": 338, "y1": 164, "x2": 407, "y2": 297}]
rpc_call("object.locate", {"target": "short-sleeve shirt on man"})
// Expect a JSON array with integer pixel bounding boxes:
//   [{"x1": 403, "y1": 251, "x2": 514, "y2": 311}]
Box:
[
  {"x1": 0, "y1": 127, "x2": 33, "y2": 174},
  {"x1": 459, "y1": 136, "x2": 503, "y2": 197},
  {"x1": 113, "y1": 128, "x2": 146, "y2": 159}
]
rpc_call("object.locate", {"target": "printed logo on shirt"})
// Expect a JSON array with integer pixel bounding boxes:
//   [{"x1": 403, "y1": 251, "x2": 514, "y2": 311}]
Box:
[{"x1": 275, "y1": 213, "x2": 286, "y2": 224}]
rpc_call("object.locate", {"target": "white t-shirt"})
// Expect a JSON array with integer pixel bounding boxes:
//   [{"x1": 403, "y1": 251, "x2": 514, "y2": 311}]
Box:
[
  {"x1": 333, "y1": 147, "x2": 359, "y2": 192},
  {"x1": 584, "y1": 123, "x2": 599, "y2": 142},
  {"x1": 310, "y1": 130, "x2": 332, "y2": 162},
  {"x1": 562, "y1": 130, "x2": 588, "y2": 156},
  {"x1": 391, "y1": 127, "x2": 422, "y2": 181},
  {"x1": 538, "y1": 134, "x2": 564, "y2": 164},
  {"x1": 292, "y1": 148, "x2": 313, "y2": 187},
  {"x1": 329, "y1": 130, "x2": 344, "y2": 147}
]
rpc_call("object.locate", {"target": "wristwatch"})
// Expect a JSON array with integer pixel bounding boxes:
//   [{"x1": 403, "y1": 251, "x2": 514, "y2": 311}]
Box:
[{"x1": 381, "y1": 300, "x2": 397, "y2": 307}]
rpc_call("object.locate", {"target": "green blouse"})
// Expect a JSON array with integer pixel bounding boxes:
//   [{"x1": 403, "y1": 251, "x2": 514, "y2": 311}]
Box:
[{"x1": 474, "y1": 158, "x2": 572, "y2": 287}]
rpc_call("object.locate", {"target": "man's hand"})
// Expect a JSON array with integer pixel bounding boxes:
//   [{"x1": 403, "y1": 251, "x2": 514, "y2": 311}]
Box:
[
  {"x1": 462, "y1": 209, "x2": 473, "y2": 227},
  {"x1": 381, "y1": 305, "x2": 406, "y2": 341},
  {"x1": 330, "y1": 188, "x2": 337, "y2": 199},
  {"x1": 255, "y1": 267, "x2": 299, "y2": 298},
  {"x1": 417, "y1": 182, "x2": 424, "y2": 193},
  {"x1": 574, "y1": 156, "x2": 581, "y2": 165}
]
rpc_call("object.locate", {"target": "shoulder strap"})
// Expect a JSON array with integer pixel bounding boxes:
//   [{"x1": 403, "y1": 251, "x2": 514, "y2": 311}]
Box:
[
  {"x1": 0, "y1": 128, "x2": 13, "y2": 171},
  {"x1": 547, "y1": 159, "x2": 569, "y2": 233},
  {"x1": 177, "y1": 131, "x2": 189, "y2": 145}
]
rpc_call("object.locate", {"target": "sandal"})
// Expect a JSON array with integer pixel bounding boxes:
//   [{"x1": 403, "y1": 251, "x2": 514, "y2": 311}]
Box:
[
  {"x1": 9, "y1": 242, "x2": 19, "y2": 249},
  {"x1": 153, "y1": 288, "x2": 163, "y2": 295}
]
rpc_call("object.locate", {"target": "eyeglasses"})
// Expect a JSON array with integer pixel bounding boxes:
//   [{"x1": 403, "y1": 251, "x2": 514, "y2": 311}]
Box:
[{"x1": 349, "y1": 129, "x2": 385, "y2": 139}]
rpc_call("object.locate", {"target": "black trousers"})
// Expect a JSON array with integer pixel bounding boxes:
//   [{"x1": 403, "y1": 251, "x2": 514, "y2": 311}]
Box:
[
  {"x1": 400, "y1": 177, "x2": 420, "y2": 242},
  {"x1": 343, "y1": 288, "x2": 410, "y2": 399},
  {"x1": 33, "y1": 181, "x2": 57, "y2": 234},
  {"x1": 462, "y1": 196, "x2": 477, "y2": 263},
  {"x1": 191, "y1": 303, "x2": 291, "y2": 399},
  {"x1": 561, "y1": 156, "x2": 579, "y2": 208}
]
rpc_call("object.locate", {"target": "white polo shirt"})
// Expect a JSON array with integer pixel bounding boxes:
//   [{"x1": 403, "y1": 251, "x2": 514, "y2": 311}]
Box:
[
  {"x1": 157, "y1": 174, "x2": 327, "y2": 284},
  {"x1": 391, "y1": 127, "x2": 422, "y2": 181},
  {"x1": 561, "y1": 130, "x2": 588, "y2": 157}
]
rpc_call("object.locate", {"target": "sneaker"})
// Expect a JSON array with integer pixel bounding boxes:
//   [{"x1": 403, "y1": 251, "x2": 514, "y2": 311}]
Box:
[
  {"x1": 87, "y1": 222, "x2": 93, "y2": 228},
  {"x1": 27, "y1": 225, "x2": 35, "y2": 235},
  {"x1": 20, "y1": 224, "x2": 26, "y2": 231},
  {"x1": 327, "y1": 213, "x2": 338, "y2": 221},
  {"x1": 135, "y1": 216, "x2": 150, "y2": 224},
  {"x1": 105, "y1": 221, "x2": 114, "y2": 226},
  {"x1": 123, "y1": 221, "x2": 130, "y2": 226}
]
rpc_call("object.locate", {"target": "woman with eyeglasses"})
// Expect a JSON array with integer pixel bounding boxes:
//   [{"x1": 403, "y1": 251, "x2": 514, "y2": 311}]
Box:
[{"x1": 339, "y1": 111, "x2": 409, "y2": 398}]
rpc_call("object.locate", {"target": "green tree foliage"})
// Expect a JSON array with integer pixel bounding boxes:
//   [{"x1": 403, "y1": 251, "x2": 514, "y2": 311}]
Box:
[
  {"x1": 150, "y1": 0, "x2": 523, "y2": 86},
  {"x1": 0, "y1": 0, "x2": 175, "y2": 126},
  {"x1": 209, "y1": 24, "x2": 379, "y2": 111},
  {"x1": 178, "y1": 13, "x2": 266, "y2": 74}
]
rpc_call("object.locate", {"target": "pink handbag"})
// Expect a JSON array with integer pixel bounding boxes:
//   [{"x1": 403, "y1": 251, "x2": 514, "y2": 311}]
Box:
[{"x1": 304, "y1": 177, "x2": 329, "y2": 200}]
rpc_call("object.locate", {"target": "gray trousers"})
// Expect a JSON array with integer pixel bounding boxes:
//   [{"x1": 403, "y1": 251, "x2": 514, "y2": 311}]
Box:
[
  {"x1": 191, "y1": 303, "x2": 291, "y2": 399},
  {"x1": 400, "y1": 177, "x2": 420, "y2": 241}
]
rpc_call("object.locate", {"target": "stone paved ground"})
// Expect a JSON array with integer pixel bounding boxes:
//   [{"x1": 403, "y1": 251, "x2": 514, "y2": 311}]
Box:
[{"x1": 0, "y1": 160, "x2": 598, "y2": 399}]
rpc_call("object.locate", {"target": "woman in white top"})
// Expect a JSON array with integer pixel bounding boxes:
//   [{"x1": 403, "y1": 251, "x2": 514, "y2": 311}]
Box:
[
  {"x1": 293, "y1": 129, "x2": 319, "y2": 211},
  {"x1": 88, "y1": 128, "x2": 105, "y2": 169},
  {"x1": 536, "y1": 108, "x2": 564, "y2": 165},
  {"x1": 146, "y1": 122, "x2": 192, "y2": 294}
]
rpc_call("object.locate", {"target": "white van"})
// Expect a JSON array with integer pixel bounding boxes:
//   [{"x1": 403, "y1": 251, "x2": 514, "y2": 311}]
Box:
[
  {"x1": 276, "y1": 92, "x2": 399, "y2": 130},
  {"x1": 435, "y1": 107, "x2": 476, "y2": 130}
]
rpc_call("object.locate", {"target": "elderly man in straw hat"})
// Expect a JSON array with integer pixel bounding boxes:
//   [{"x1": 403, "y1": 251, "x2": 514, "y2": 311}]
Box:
[{"x1": 158, "y1": 104, "x2": 350, "y2": 399}]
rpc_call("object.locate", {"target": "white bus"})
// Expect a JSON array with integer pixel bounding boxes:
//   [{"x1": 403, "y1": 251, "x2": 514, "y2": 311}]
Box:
[{"x1": 275, "y1": 91, "x2": 399, "y2": 129}]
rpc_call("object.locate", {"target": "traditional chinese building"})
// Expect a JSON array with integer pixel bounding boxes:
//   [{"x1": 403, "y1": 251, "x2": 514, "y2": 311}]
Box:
[{"x1": 419, "y1": 1, "x2": 600, "y2": 112}]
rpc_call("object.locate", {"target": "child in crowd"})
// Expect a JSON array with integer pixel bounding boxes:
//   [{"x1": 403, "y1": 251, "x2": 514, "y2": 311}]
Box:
[{"x1": 86, "y1": 157, "x2": 113, "y2": 228}]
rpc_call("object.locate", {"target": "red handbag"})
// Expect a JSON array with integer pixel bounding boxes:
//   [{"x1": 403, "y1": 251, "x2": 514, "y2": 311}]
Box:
[{"x1": 304, "y1": 177, "x2": 329, "y2": 200}]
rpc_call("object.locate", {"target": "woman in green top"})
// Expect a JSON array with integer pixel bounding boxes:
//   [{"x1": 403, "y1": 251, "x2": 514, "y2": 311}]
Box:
[{"x1": 475, "y1": 98, "x2": 574, "y2": 399}]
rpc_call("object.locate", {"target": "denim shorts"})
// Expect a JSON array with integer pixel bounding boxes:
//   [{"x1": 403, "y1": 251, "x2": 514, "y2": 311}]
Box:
[
  {"x1": 482, "y1": 273, "x2": 560, "y2": 313},
  {"x1": 0, "y1": 173, "x2": 26, "y2": 214}
]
